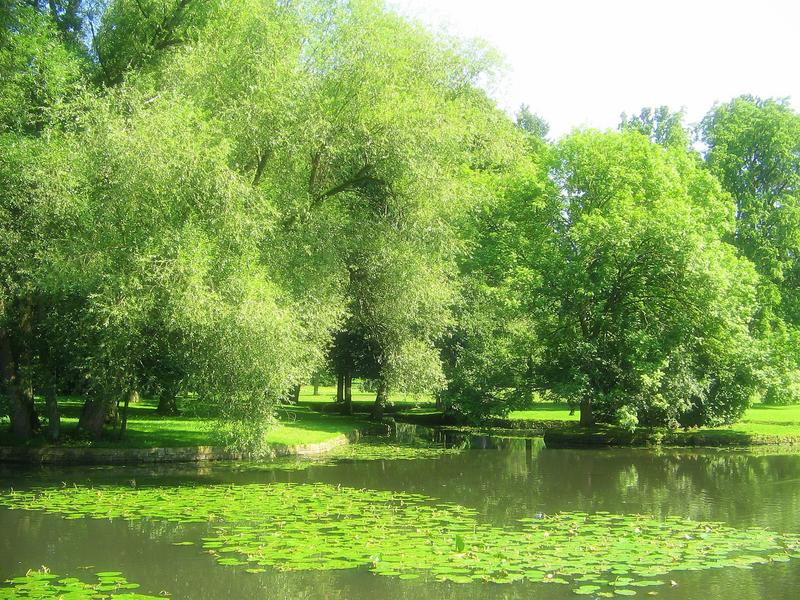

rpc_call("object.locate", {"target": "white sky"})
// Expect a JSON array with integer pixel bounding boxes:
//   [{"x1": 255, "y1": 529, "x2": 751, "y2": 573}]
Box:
[{"x1": 389, "y1": 0, "x2": 800, "y2": 139}]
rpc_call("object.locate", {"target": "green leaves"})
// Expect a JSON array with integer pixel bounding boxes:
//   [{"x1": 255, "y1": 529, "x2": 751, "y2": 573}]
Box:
[{"x1": 0, "y1": 3, "x2": 86, "y2": 134}]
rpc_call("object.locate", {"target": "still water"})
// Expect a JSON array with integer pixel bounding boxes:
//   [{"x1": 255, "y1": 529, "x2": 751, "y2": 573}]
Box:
[{"x1": 1, "y1": 430, "x2": 800, "y2": 599}]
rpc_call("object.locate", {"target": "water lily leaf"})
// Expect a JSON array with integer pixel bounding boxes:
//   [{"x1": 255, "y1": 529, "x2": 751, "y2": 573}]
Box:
[{"x1": 2, "y1": 481, "x2": 798, "y2": 594}]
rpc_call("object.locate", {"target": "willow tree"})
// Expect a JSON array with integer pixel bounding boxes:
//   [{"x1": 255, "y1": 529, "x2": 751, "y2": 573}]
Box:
[
  {"x1": 289, "y1": 0, "x2": 517, "y2": 417},
  {"x1": 39, "y1": 84, "x2": 340, "y2": 448},
  {"x1": 4, "y1": 0, "x2": 527, "y2": 444},
  {"x1": 158, "y1": 0, "x2": 517, "y2": 417},
  {"x1": 0, "y1": 1, "x2": 89, "y2": 438}
]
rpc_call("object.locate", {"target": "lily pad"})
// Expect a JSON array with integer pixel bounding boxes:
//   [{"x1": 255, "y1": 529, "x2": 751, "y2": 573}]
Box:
[
  {"x1": 1, "y1": 482, "x2": 798, "y2": 595},
  {"x1": 0, "y1": 568, "x2": 161, "y2": 599}
]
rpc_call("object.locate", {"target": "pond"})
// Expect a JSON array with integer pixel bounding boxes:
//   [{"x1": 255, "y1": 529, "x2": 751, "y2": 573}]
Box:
[{"x1": 1, "y1": 427, "x2": 800, "y2": 599}]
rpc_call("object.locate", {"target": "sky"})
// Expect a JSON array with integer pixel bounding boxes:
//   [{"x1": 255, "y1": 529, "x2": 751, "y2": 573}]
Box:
[{"x1": 389, "y1": 0, "x2": 800, "y2": 139}]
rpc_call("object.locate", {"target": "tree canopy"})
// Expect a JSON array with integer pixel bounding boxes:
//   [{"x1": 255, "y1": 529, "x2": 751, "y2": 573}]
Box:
[{"x1": 2, "y1": 1, "x2": 800, "y2": 444}]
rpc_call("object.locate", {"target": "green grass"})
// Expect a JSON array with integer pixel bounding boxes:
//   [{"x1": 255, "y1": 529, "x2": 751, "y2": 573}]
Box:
[
  {"x1": 506, "y1": 403, "x2": 578, "y2": 422},
  {"x1": 0, "y1": 396, "x2": 365, "y2": 449},
  {"x1": 264, "y1": 406, "x2": 367, "y2": 446},
  {"x1": 505, "y1": 400, "x2": 800, "y2": 446},
  {"x1": 299, "y1": 384, "x2": 435, "y2": 410},
  {"x1": 740, "y1": 402, "x2": 800, "y2": 425},
  {"x1": 682, "y1": 404, "x2": 800, "y2": 444},
  {"x1": 7, "y1": 390, "x2": 800, "y2": 450}
]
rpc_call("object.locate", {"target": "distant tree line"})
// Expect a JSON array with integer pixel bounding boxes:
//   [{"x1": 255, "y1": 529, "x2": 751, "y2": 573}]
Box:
[{"x1": 2, "y1": 0, "x2": 799, "y2": 446}]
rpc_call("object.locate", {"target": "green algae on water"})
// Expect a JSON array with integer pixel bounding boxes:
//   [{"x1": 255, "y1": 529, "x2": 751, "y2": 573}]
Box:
[
  {"x1": 2, "y1": 482, "x2": 799, "y2": 595},
  {"x1": 0, "y1": 568, "x2": 162, "y2": 600}
]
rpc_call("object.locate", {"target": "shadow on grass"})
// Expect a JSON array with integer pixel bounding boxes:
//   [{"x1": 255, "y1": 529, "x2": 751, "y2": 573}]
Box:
[{"x1": 2, "y1": 398, "x2": 364, "y2": 450}]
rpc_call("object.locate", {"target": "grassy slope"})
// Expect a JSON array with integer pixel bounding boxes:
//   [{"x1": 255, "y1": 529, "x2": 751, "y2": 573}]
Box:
[
  {"x1": 510, "y1": 401, "x2": 800, "y2": 445},
  {"x1": 300, "y1": 386, "x2": 800, "y2": 444},
  {"x1": 4, "y1": 386, "x2": 800, "y2": 449},
  {"x1": 0, "y1": 395, "x2": 365, "y2": 449}
]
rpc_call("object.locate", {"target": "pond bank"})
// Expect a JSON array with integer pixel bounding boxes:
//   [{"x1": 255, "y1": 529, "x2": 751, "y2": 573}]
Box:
[
  {"x1": 0, "y1": 399, "x2": 377, "y2": 464},
  {"x1": 0, "y1": 427, "x2": 375, "y2": 465},
  {"x1": 544, "y1": 425, "x2": 800, "y2": 448},
  {"x1": 303, "y1": 401, "x2": 800, "y2": 448}
]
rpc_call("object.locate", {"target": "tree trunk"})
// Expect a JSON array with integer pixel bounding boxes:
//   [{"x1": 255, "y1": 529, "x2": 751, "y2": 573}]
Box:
[
  {"x1": 79, "y1": 397, "x2": 108, "y2": 439},
  {"x1": 342, "y1": 371, "x2": 353, "y2": 415},
  {"x1": 107, "y1": 397, "x2": 119, "y2": 428},
  {"x1": 19, "y1": 295, "x2": 40, "y2": 433},
  {"x1": 119, "y1": 389, "x2": 137, "y2": 438},
  {"x1": 336, "y1": 372, "x2": 344, "y2": 404},
  {"x1": 291, "y1": 384, "x2": 301, "y2": 403},
  {"x1": 21, "y1": 378, "x2": 39, "y2": 433},
  {"x1": 0, "y1": 322, "x2": 33, "y2": 439},
  {"x1": 579, "y1": 396, "x2": 594, "y2": 427},
  {"x1": 311, "y1": 372, "x2": 321, "y2": 396},
  {"x1": 7, "y1": 387, "x2": 33, "y2": 438},
  {"x1": 157, "y1": 387, "x2": 179, "y2": 415},
  {"x1": 44, "y1": 381, "x2": 60, "y2": 442},
  {"x1": 372, "y1": 377, "x2": 388, "y2": 420},
  {"x1": 39, "y1": 320, "x2": 60, "y2": 441}
]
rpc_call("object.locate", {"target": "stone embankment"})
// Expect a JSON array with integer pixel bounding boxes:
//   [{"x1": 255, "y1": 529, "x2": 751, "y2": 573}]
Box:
[{"x1": 0, "y1": 429, "x2": 366, "y2": 465}]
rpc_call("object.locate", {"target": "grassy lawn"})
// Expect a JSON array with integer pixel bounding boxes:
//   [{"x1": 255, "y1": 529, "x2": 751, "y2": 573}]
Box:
[
  {"x1": 739, "y1": 402, "x2": 800, "y2": 425},
  {"x1": 0, "y1": 396, "x2": 365, "y2": 449},
  {"x1": 5, "y1": 390, "x2": 800, "y2": 450},
  {"x1": 502, "y1": 400, "x2": 800, "y2": 446},
  {"x1": 264, "y1": 406, "x2": 368, "y2": 446},
  {"x1": 537, "y1": 402, "x2": 800, "y2": 447},
  {"x1": 687, "y1": 403, "x2": 800, "y2": 442},
  {"x1": 507, "y1": 403, "x2": 578, "y2": 422},
  {"x1": 299, "y1": 384, "x2": 435, "y2": 410}
]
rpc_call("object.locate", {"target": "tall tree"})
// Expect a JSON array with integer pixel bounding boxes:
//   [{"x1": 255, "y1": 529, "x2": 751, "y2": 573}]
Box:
[
  {"x1": 701, "y1": 96, "x2": 800, "y2": 403},
  {"x1": 619, "y1": 106, "x2": 690, "y2": 150},
  {"x1": 536, "y1": 130, "x2": 761, "y2": 427},
  {"x1": 515, "y1": 104, "x2": 549, "y2": 139},
  {"x1": 439, "y1": 157, "x2": 552, "y2": 420},
  {"x1": 0, "y1": 1, "x2": 90, "y2": 438}
]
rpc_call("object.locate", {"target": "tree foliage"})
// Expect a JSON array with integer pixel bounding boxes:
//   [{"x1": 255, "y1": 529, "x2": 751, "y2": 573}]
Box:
[
  {"x1": 701, "y1": 96, "x2": 800, "y2": 404},
  {"x1": 3, "y1": 0, "x2": 800, "y2": 443},
  {"x1": 536, "y1": 131, "x2": 759, "y2": 427},
  {"x1": 0, "y1": 0, "x2": 514, "y2": 446}
]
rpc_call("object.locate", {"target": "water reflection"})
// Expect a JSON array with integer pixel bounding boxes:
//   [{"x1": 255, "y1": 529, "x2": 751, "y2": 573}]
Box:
[{"x1": 1, "y1": 431, "x2": 800, "y2": 599}]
